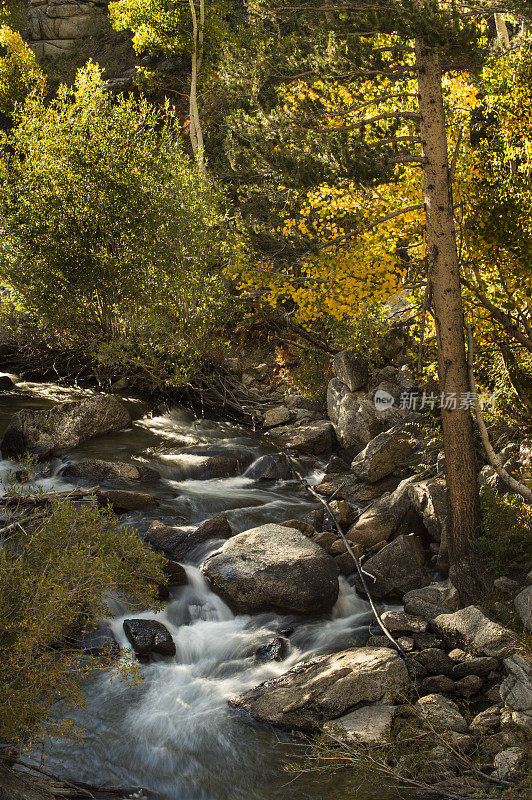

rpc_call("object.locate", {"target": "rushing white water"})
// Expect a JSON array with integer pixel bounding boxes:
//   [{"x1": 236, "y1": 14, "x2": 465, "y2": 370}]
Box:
[{"x1": 0, "y1": 388, "x2": 382, "y2": 800}]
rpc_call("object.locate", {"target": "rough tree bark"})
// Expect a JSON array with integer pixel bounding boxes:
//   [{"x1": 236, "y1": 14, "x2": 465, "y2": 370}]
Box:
[
  {"x1": 415, "y1": 38, "x2": 486, "y2": 600},
  {"x1": 188, "y1": 0, "x2": 205, "y2": 173}
]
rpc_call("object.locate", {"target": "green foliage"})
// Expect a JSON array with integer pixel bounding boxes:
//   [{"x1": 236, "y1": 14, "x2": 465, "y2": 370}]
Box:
[
  {"x1": 109, "y1": 0, "x2": 229, "y2": 59},
  {"x1": 477, "y1": 486, "x2": 532, "y2": 574},
  {"x1": 0, "y1": 25, "x2": 46, "y2": 117},
  {"x1": 0, "y1": 62, "x2": 235, "y2": 386},
  {"x1": 0, "y1": 1, "x2": 28, "y2": 35},
  {"x1": 0, "y1": 495, "x2": 166, "y2": 745},
  {"x1": 280, "y1": 347, "x2": 332, "y2": 408}
]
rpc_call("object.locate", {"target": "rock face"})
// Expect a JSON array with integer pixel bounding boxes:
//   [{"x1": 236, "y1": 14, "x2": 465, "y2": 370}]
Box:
[
  {"x1": 97, "y1": 489, "x2": 158, "y2": 512},
  {"x1": 415, "y1": 693, "x2": 468, "y2": 733},
  {"x1": 244, "y1": 454, "x2": 293, "y2": 481},
  {"x1": 267, "y1": 421, "x2": 335, "y2": 456},
  {"x1": 263, "y1": 406, "x2": 291, "y2": 428},
  {"x1": 323, "y1": 703, "x2": 395, "y2": 744},
  {"x1": 255, "y1": 637, "x2": 289, "y2": 662},
  {"x1": 346, "y1": 478, "x2": 415, "y2": 549},
  {"x1": 29, "y1": 0, "x2": 110, "y2": 59},
  {"x1": 144, "y1": 520, "x2": 188, "y2": 558},
  {"x1": 123, "y1": 619, "x2": 176, "y2": 659},
  {"x1": 61, "y1": 458, "x2": 160, "y2": 484},
  {"x1": 333, "y1": 351, "x2": 368, "y2": 392},
  {"x1": 500, "y1": 654, "x2": 532, "y2": 732},
  {"x1": 230, "y1": 647, "x2": 409, "y2": 730},
  {"x1": 170, "y1": 451, "x2": 254, "y2": 480},
  {"x1": 351, "y1": 423, "x2": 416, "y2": 483},
  {"x1": 1, "y1": 395, "x2": 131, "y2": 460},
  {"x1": 355, "y1": 534, "x2": 429, "y2": 600},
  {"x1": 403, "y1": 581, "x2": 460, "y2": 622},
  {"x1": 327, "y1": 380, "x2": 381, "y2": 452},
  {"x1": 431, "y1": 606, "x2": 517, "y2": 658},
  {"x1": 201, "y1": 523, "x2": 339, "y2": 615},
  {"x1": 514, "y1": 585, "x2": 532, "y2": 632}
]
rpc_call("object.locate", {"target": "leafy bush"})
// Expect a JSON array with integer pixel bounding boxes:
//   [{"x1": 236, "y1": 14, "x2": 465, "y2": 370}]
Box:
[
  {"x1": 0, "y1": 25, "x2": 45, "y2": 117},
  {"x1": 477, "y1": 486, "x2": 532, "y2": 574},
  {"x1": 0, "y1": 62, "x2": 235, "y2": 386},
  {"x1": 0, "y1": 496, "x2": 165, "y2": 744}
]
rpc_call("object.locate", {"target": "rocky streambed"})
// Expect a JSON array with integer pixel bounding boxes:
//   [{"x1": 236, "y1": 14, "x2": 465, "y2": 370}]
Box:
[{"x1": 0, "y1": 365, "x2": 530, "y2": 800}]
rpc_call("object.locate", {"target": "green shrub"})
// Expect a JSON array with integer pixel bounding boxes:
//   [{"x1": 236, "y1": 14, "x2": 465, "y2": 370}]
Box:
[
  {"x1": 0, "y1": 62, "x2": 235, "y2": 386},
  {"x1": 477, "y1": 486, "x2": 532, "y2": 574},
  {"x1": 0, "y1": 496, "x2": 165, "y2": 744}
]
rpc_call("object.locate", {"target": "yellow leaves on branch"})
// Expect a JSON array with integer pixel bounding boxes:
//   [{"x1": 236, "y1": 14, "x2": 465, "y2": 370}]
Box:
[{"x1": 0, "y1": 25, "x2": 46, "y2": 116}]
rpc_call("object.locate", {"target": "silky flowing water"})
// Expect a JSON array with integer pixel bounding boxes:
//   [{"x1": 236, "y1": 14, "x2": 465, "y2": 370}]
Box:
[{"x1": 0, "y1": 385, "x2": 398, "y2": 800}]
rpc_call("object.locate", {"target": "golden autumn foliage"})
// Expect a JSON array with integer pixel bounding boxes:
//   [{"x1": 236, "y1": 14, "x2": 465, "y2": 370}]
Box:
[{"x1": 0, "y1": 25, "x2": 46, "y2": 116}]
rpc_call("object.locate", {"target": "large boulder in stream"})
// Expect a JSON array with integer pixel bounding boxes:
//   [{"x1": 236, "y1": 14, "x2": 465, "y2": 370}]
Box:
[
  {"x1": 200, "y1": 523, "x2": 339, "y2": 615},
  {"x1": 230, "y1": 647, "x2": 409, "y2": 730},
  {"x1": 1, "y1": 395, "x2": 132, "y2": 460},
  {"x1": 61, "y1": 458, "x2": 160, "y2": 484}
]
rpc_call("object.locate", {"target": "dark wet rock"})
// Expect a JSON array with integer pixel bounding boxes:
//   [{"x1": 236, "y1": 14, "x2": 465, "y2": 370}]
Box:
[
  {"x1": 278, "y1": 625, "x2": 295, "y2": 636},
  {"x1": 1, "y1": 395, "x2": 132, "y2": 460},
  {"x1": 414, "y1": 648, "x2": 456, "y2": 677},
  {"x1": 123, "y1": 619, "x2": 176, "y2": 659},
  {"x1": 245, "y1": 454, "x2": 293, "y2": 481},
  {"x1": 335, "y1": 548, "x2": 363, "y2": 577},
  {"x1": 455, "y1": 675, "x2": 483, "y2": 698},
  {"x1": 452, "y1": 657, "x2": 499, "y2": 679},
  {"x1": 230, "y1": 646, "x2": 409, "y2": 731},
  {"x1": 255, "y1": 637, "x2": 289, "y2": 662},
  {"x1": 354, "y1": 534, "x2": 429, "y2": 600},
  {"x1": 431, "y1": 606, "x2": 517, "y2": 658},
  {"x1": 97, "y1": 489, "x2": 158, "y2": 512},
  {"x1": 170, "y1": 451, "x2": 255, "y2": 480},
  {"x1": 324, "y1": 455, "x2": 350, "y2": 474},
  {"x1": 351, "y1": 423, "x2": 417, "y2": 483},
  {"x1": 61, "y1": 458, "x2": 160, "y2": 484},
  {"x1": 280, "y1": 519, "x2": 315, "y2": 537},
  {"x1": 183, "y1": 515, "x2": 234, "y2": 551},
  {"x1": 158, "y1": 561, "x2": 188, "y2": 599},
  {"x1": 144, "y1": 520, "x2": 188, "y2": 558},
  {"x1": 0, "y1": 374, "x2": 15, "y2": 391},
  {"x1": 267, "y1": 421, "x2": 335, "y2": 456},
  {"x1": 313, "y1": 531, "x2": 337, "y2": 551},
  {"x1": 201, "y1": 523, "x2": 339, "y2": 615},
  {"x1": 420, "y1": 675, "x2": 455, "y2": 694},
  {"x1": 333, "y1": 351, "x2": 369, "y2": 392}
]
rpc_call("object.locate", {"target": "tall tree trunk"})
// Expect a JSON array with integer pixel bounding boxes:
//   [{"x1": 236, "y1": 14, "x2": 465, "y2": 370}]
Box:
[
  {"x1": 415, "y1": 38, "x2": 485, "y2": 600},
  {"x1": 188, "y1": 0, "x2": 205, "y2": 173},
  {"x1": 494, "y1": 13, "x2": 510, "y2": 48}
]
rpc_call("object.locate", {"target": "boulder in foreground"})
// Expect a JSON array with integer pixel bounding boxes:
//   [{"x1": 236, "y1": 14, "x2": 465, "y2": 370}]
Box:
[
  {"x1": 201, "y1": 523, "x2": 339, "y2": 615},
  {"x1": 1, "y1": 395, "x2": 131, "y2": 460},
  {"x1": 229, "y1": 647, "x2": 409, "y2": 730}
]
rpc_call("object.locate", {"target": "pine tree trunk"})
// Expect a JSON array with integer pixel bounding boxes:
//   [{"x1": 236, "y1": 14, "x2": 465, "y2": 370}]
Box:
[{"x1": 415, "y1": 38, "x2": 485, "y2": 600}]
